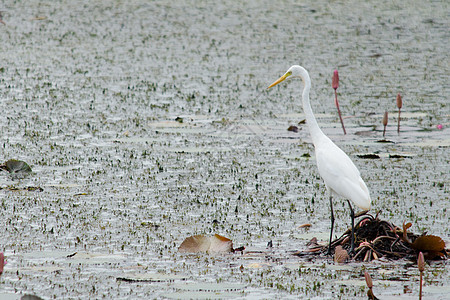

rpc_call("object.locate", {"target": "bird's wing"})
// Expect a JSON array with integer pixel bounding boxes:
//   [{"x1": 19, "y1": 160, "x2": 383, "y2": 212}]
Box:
[{"x1": 315, "y1": 141, "x2": 371, "y2": 210}]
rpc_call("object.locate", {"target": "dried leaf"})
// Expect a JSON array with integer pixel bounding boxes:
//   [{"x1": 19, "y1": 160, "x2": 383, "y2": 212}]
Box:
[
  {"x1": 178, "y1": 234, "x2": 233, "y2": 254},
  {"x1": 334, "y1": 246, "x2": 349, "y2": 264},
  {"x1": 209, "y1": 234, "x2": 233, "y2": 253},
  {"x1": 297, "y1": 223, "x2": 312, "y2": 229},
  {"x1": 178, "y1": 235, "x2": 211, "y2": 253},
  {"x1": 402, "y1": 221, "x2": 412, "y2": 244},
  {"x1": 411, "y1": 235, "x2": 445, "y2": 252},
  {"x1": 306, "y1": 237, "x2": 319, "y2": 248}
]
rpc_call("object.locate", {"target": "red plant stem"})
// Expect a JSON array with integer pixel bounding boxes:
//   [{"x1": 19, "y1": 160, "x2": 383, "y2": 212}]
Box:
[
  {"x1": 383, "y1": 125, "x2": 386, "y2": 137},
  {"x1": 397, "y1": 109, "x2": 401, "y2": 134},
  {"x1": 334, "y1": 89, "x2": 346, "y2": 135},
  {"x1": 419, "y1": 271, "x2": 423, "y2": 300}
]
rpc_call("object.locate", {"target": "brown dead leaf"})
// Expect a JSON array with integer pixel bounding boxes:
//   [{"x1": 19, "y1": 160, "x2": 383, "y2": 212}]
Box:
[
  {"x1": 306, "y1": 237, "x2": 319, "y2": 248},
  {"x1": 178, "y1": 235, "x2": 211, "y2": 253},
  {"x1": 402, "y1": 221, "x2": 412, "y2": 244},
  {"x1": 411, "y1": 235, "x2": 445, "y2": 252},
  {"x1": 209, "y1": 234, "x2": 233, "y2": 253},
  {"x1": 334, "y1": 246, "x2": 349, "y2": 264},
  {"x1": 297, "y1": 223, "x2": 312, "y2": 229},
  {"x1": 178, "y1": 234, "x2": 233, "y2": 254}
]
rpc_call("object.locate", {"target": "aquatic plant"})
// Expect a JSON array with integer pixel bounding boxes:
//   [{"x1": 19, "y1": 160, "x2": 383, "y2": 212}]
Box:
[
  {"x1": 364, "y1": 271, "x2": 378, "y2": 300},
  {"x1": 382, "y1": 111, "x2": 388, "y2": 137},
  {"x1": 396, "y1": 93, "x2": 402, "y2": 134},
  {"x1": 295, "y1": 213, "x2": 447, "y2": 262},
  {"x1": 332, "y1": 69, "x2": 346, "y2": 135},
  {"x1": 0, "y1": 253, "x2": 4, "y2": 276},
  {"x1": 418, "y1": 251, "x2": 425, "y2": 300}
]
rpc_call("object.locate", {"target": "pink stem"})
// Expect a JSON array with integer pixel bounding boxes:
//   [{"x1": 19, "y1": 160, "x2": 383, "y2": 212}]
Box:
[
  {"x1": 419, "y1": 271, "x2": 423, "y2": 300},
  {"x1": 334, "y1": 90, "x2": 346, "y2": 135}
]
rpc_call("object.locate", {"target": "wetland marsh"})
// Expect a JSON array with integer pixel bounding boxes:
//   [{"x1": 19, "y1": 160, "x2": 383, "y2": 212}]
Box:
[{"x1": 0, "y1": 0, "x2": 448, "y2": 299}]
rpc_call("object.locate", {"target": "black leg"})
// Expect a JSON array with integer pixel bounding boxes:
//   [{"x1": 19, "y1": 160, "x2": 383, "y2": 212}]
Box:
[
  {"x1": 347, "y1": 200, "x2": 355, "y2": 255},
  {"x1": 327, "y1": 195, "x2": 335, "y2": 255}
]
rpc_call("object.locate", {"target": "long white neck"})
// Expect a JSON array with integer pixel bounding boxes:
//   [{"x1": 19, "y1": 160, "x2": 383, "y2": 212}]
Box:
[{"x1": 300, "y1": 71, "x2": 326, "y2": 146}]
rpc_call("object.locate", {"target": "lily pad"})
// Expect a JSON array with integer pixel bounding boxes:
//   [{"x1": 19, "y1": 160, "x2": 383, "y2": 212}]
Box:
[
  {"x1": 178, "y1": 234, "x2": 233, "y2": 253},
  {"x1": 0, "y1": 159, "x2": 32, "y2": 174},
  {"x1": 117, "y1": 273, "x2": 187, "y2": 282}
]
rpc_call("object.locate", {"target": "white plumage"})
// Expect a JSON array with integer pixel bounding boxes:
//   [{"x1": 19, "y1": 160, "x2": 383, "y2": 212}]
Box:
[{"x1": 268, "y1": 65, "x2": 371, "y2": 254}]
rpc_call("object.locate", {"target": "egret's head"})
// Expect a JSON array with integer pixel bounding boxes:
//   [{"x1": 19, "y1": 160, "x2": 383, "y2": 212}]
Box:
[{"x1": 267, "y1": 65, "x2": 308, "y2": 89}]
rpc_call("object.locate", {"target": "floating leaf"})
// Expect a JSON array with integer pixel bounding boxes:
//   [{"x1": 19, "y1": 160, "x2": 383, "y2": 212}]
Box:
[
  {"x1": 178, "y1": 234, "x2": 233, "y2": 253},
  {"x1": 0, "y1": 159, "x2": 32, "y2": 174},
  {"x1": 117, "y1": 273, "x2": 187, "y2": 283},
  {"x1": 21, "y1": 295, "x2": 44, "y2": 300},
  {"x1": 389, "y1": 154, "x2": 412, "y2": 159},
  {"x1": 178, "y1": 235, "x2": 210, "y2": 253},
  {"x1": 209, "y1": 234, "x2": 233, "y2": 253},
  {"x1": 376, "y1": 139, "x2": 395, "y2": 143},
  {"x1": 287, "y1": 125, "x2": 298, "y2": 132},
  {"x1": 357, "y1": 154, "x2": 380, "y2": 159}
]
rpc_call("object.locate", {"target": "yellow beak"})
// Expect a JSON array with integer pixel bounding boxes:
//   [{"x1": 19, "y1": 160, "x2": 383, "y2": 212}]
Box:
[{"x1": 267, "y1": 72, "x2": 291, "y2": 89}]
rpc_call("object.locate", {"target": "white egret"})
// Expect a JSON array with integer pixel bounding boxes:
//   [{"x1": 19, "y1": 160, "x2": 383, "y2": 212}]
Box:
[{"x1": 268, "y1": 65, "x2": 371, "y2": 254}]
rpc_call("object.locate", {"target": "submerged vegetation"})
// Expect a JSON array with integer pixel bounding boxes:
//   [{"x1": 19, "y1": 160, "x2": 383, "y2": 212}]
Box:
[{"x1": 0, "y1": 0, "x2": 448, "y2": 299}]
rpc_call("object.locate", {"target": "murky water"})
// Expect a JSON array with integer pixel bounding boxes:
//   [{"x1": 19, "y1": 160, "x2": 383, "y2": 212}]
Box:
[{"x1": 0, "y1": 0, "x2": 448, "y2": 299}]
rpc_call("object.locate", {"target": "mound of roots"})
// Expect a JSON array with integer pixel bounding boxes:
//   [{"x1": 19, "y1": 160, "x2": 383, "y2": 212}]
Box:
[{"x1": 296, "y1": 212, "x2": 448, "y2": 262}]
